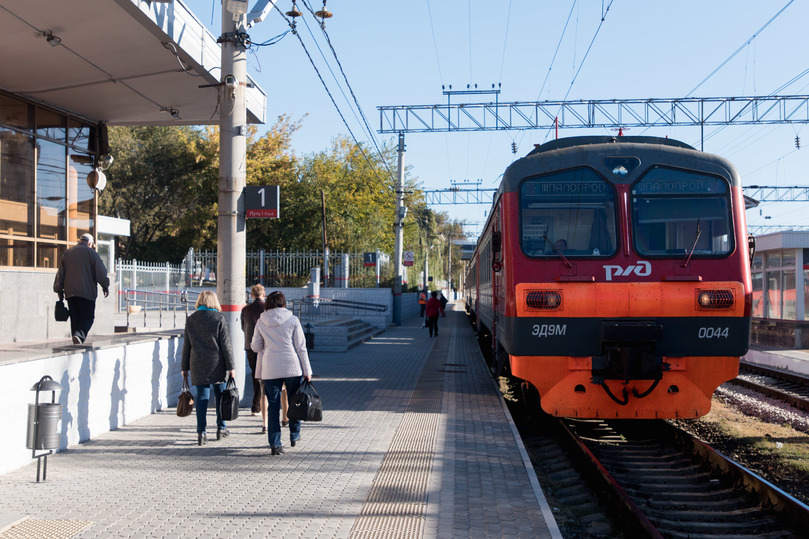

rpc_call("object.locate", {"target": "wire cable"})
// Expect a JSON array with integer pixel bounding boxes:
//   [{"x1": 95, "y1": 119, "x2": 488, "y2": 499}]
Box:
[
  {"x1": 275, "y1": 9, "x2": 391, "y2": 185},
  {"x1": 300, "y1": 1, "x2": 395, "y2": 179},
  {"x1": 687, "y1": 0, "x2": 795, "y2": 97}
]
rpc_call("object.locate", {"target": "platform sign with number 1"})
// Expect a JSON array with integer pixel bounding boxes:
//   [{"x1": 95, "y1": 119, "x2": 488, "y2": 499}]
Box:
[{"x1": 244, "y1": 186, "x2": 279, "y2": 218}]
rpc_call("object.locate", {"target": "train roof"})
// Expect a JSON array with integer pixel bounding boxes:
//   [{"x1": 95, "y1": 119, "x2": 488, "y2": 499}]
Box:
[
  {"x1": 500, "y1": 135, "x2": 740, "y2": 192},
  {"x1": 525, "y1": 136, "x2": 695, "y2": 156}
]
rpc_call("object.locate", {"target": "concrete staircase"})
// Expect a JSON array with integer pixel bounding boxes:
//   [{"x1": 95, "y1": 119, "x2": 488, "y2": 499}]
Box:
[{"x1": 306, "y1": 317, "x2": 385, "y2": 352}]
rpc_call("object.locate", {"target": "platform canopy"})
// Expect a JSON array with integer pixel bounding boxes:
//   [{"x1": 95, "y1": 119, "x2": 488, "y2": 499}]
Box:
[{"x1": 0, "y1": 0, "x2": 266, "y2": 126}]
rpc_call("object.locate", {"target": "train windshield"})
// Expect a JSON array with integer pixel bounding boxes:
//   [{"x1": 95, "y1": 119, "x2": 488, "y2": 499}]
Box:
[
  {"x1": 519, "y1": 168, "x2": 617, "y2": 258},
  {"x1": 631, "y1": 167, "x2": 733, "y2": 258}
]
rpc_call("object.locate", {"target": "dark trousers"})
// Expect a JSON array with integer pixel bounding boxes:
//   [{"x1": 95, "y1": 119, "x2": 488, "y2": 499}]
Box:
[
  {"x1": 263, "y1": 376, "x2": 303, "y2": 448},
  {"x1": 427, "y1": 316, "x2": 439, "y2": 337},
  {"x1": 245, "y1": 349, "x2": 263, "y2": 413},
  {"x1": 66, "y1": 296, "x2": 96, "y2": 342}
]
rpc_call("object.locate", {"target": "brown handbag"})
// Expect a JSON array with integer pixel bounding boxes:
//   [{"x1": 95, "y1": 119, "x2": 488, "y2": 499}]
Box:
[{"x1": 176, "y1": 374, "x2": 194, "y2": 417}]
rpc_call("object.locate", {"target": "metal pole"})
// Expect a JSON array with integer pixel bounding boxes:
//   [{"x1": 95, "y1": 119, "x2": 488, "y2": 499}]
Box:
[
  {"x1": 393, "y1": 132, "x2": 405, "y2": 325},
  {"x1": 218, "y1": 6, "x2": 247, "y2": 399},
  {"x1": 321, "y1": 190, "x2": 329, "y2": 287}
]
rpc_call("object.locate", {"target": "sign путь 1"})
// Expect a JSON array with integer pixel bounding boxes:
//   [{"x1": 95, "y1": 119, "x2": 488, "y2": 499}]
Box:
[{"x1": 244, "y1": 185, "x2": 279, "y2": 218}]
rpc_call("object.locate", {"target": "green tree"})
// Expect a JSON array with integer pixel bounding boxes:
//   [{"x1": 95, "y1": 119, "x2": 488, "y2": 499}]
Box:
[
  {"x1": 101, "y1": 126, "x2": 216, "y2": 261},
  {"x1": 248, "y1": 135, "x2": 399, "y2": 253}
]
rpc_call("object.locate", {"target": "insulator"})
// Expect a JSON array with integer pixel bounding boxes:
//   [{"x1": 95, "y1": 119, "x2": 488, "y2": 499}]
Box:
[{"x1": 796, "y1": 135, "x2": 801, "y2": 149}]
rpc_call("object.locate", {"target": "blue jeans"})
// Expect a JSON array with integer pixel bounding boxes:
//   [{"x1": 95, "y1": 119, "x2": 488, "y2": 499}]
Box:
[
  {"x1": 263, "y1": 376, "x2": 303, "y2": 447},
  {"x1": 195, "y1": 383, "x2": 226, "y2": 434}
]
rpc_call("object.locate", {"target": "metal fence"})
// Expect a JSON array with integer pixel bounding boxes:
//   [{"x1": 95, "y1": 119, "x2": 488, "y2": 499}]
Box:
[
  {"x1": 189, "y1": 249, "x2": 393, "y2": 288},
  {"x1": 116, "y1": 259, "x2": 186, "y2": 311},
  {"x1": 116, "y1": 249, "x2": 398, "y2": 312}
]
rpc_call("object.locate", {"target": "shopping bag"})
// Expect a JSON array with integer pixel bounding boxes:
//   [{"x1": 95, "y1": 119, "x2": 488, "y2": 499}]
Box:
[
  {"x1": 176, "y1": 374, "x2": 194, "y2": 417},
  {"x1": 287, "y1": 380, "x2": 322, "y2": 422},
  {"x1": 54, "y1": 300, "x2": 70, "y2": 322},
  {"x1": 219, "y1": 377, "x2": 240, "y2": 421}
]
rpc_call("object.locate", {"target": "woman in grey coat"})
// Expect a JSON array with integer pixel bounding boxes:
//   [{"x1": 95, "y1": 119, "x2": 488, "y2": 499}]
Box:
[
  {"x1": 181, "y1": 291, "x2": 236, "y2": 445},
  {"x1": 251, "y1": 291, "x2": 313, "y2": 455}
]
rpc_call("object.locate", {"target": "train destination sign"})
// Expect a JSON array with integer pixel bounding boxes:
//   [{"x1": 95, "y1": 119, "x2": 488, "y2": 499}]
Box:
[
  {"x1": 244, "y1": 185, "x2": 280, "y2": 218},
  {"x1": 633, "y1": 170, "x2": 728, "y2": 195}
]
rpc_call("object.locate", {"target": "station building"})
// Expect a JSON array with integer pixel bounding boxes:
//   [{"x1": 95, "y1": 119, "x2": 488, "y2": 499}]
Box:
[
  {"x1": 750, "y1": 231, "x2": 809, "y2": 348},
  {"x1": 0, "y1": 0, "x2": 265, "y2": 344}
]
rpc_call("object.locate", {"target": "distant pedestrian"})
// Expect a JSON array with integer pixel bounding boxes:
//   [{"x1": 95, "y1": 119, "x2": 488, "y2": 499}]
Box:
[
  {"x1": 425, "y1": 291, "x2": 444, "y2": 337},
  {"x1": 53, "y1": 233, "x2": 110, "y2": 344},
  {"x1": 439, "y1": 291, "x2": 448, "y2": 313},
  {"x1": 241, "y1": 284, "x2": 267, "y2": 426},
  {"x1": 252, "y1": 291, "x2": 313, "y2": 456},
  {"x1": 418, "y1": 290, "x2": 427, "y2": 317},
  {"x1": 181, "y1": 290, "x2": 236, "y2": 446}
]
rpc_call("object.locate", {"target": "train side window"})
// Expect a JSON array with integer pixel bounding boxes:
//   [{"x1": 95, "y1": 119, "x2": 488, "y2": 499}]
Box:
[
  {"x1": 519, "y1": 168, "x2": 617, "y2": 258},
  {"x1": 631, "y1": 167, "x2": 733, "y2": 258}
]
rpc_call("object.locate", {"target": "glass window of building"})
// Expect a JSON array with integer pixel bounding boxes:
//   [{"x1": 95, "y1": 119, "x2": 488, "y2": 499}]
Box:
[
  {"x1": 752, "y1": 255, "x2": 763, "y2": 317},
  {"x1": 0, "y1": 92, "x2": 95, "y2": 269}
]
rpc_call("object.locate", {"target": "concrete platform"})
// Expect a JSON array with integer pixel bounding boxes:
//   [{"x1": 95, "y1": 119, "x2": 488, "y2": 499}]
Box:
[{"x1": 0, "y1": 305, "x2": 560, "y2": 538}]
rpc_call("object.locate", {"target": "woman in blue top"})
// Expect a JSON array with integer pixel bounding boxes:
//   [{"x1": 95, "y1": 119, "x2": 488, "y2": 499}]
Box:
[{"x1": 181, "y1": 290, "x2": 236, "y2": 445}]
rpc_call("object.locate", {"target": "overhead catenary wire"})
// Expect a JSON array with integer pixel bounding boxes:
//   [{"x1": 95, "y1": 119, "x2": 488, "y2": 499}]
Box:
[
  {"x1": 542, "y1": 0, "x2": 615, "y2": 143},
  {"x1": 275, "y1": 9, "x2": 392, "y2": 186},
  {"x1": 299, "y1": 0, "x2": 395, "y2": 180},
  {"x1": 686, "y1": 0, "x2": 795, "y2": 97}
]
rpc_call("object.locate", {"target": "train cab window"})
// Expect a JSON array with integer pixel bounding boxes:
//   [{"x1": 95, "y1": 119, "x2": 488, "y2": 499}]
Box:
[
  {"x1": 519, "y1": 168, "x2": 617, "y2": 258},
  {"x1": 631, "y1": 167, "x2": 733, "y2": 258}
]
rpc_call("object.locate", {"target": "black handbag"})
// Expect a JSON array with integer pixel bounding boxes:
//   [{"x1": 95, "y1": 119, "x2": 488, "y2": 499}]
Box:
[
  {"x1": 54, "y1": 300, "x2": 70, "y2": 322},
  {"x1": 288, "y1": 380, "x2": 322, "y2": 422},
  {"x1": 219, "y1": 377, "x2": 240, "y2": 421},
  {"x1": 176, "y1": 374, "x2": 194, "y2": 417}
]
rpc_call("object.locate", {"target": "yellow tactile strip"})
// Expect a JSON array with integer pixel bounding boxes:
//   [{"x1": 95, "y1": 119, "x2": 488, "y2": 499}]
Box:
[
  {"x1": 349, "y1": 334, "x2": 446, "y2": 538},
  {"x1": 0, "y1": 519, "x2": 92, "y2": 539}
]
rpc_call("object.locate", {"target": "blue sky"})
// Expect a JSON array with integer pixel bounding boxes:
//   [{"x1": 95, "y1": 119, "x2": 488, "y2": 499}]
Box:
[{"x1": 184, "y1": 0, "x2": 809, "y2": 239}]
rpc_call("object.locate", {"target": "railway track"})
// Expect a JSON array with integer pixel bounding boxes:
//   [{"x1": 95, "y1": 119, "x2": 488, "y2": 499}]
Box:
[
  {"x1": 562, "y1": 418, "x2": 809, "y2": 538},
  {"x1": 734, "y1": 361, "x2": 809, "y2": 412}
]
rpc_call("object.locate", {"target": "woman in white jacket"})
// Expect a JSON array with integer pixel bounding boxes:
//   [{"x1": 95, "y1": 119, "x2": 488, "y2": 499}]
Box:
[{"x1": 251, "y1": 291, "x2": 313, "y2": 455}]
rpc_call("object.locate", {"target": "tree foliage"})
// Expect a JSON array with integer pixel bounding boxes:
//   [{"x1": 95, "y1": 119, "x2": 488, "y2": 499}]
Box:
[
  {"x1": 100, "y1": 118, "x2": 466, "y2": 285},
  {"x1": 100, "y1": 126, "x2": 216, "y2": 261}
]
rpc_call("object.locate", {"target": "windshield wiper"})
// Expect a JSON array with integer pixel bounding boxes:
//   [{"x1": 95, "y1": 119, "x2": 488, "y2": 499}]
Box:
[
  {"x1": 544, "y1": 235, "x2": 573, "y2": 268},
  {"x1": 682, "y1": 218, "x2": 702, "y2": 268}
]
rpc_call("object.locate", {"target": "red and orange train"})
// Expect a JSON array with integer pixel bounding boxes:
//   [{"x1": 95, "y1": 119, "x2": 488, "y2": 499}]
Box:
[{"x1": 464, "y1": 136, "x2": 753, "y2": 419}]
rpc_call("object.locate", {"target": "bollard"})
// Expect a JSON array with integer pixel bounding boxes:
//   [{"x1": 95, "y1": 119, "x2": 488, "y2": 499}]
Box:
[{"x1": 27, "y1": 375, "x2": 62, "y2": 482}]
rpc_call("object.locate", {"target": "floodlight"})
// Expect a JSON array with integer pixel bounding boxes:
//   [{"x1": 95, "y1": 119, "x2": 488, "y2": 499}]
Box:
[{"x1": 246, "y1": 0, "x2": 278, "y2": 28}]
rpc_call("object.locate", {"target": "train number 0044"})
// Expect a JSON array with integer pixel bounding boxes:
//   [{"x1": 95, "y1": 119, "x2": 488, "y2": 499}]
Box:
[{"x1": 698, "y1": 327, "x2": 729, "y2": 339}]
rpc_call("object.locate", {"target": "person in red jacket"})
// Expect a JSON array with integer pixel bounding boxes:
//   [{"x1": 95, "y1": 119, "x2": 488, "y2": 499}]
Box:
[{"x1": 424, "y1": 291, "x2": 444, "y2": 337}]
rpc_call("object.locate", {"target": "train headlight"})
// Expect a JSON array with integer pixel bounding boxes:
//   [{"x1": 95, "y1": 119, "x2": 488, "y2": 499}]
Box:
[
  {"x1": 696, "y1": 289, "x2": 735, "y2": 310},
  {"x1": 526, "y1": 290, "x2": 562, "y2": 310}
]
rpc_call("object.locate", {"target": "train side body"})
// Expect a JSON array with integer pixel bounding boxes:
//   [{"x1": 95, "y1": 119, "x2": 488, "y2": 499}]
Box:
[{"x1": 465, "y1": 136, "x2": 752, "y2": 419}]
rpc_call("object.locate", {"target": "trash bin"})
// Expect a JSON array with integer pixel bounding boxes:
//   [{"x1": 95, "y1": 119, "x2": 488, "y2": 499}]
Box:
[
  {"x1": 27, "y1": 375, "x2": 63, "y2": 482},
  {"x1": 26, "y1": 403, "x2": 62, "y2": 450}
]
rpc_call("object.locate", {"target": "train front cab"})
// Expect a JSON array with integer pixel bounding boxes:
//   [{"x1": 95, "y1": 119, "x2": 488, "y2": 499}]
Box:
[{"x1": 498, "y1": 141, "x2": 752, "y2": 419}]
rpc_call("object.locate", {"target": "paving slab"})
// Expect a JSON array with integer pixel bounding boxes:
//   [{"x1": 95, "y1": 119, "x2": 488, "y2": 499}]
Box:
[{"x1": 0, "y1": 304, "x2": 560, "y2": 538}]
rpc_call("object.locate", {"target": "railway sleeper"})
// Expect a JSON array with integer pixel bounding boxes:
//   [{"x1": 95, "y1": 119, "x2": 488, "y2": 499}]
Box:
[
  {"x1": 645, "y1": 496, "x2": 759, "y2": 512},
  {"x1": 650, "y1": 515, "x2": 783, "y2": 534},
  {"x1": 644, "y1": 506, "x2": 775, "y2": 522}
]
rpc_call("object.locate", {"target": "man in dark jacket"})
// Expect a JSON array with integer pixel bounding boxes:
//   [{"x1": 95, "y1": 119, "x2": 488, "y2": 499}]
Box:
[
  {"x1": 53, "y1": 233, "x2": 110, "y2": 344},
  {"x1": 241, "y1": 284, "x2": 265, "y2": 415}
]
